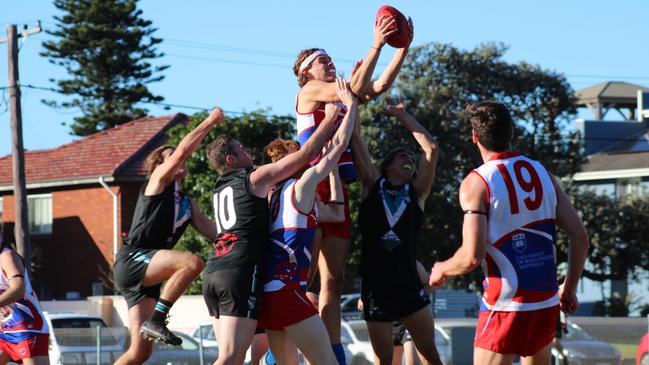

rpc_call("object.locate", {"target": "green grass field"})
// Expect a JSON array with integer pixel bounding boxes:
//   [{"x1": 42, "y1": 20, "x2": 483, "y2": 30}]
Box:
[{"x1": 612, "y1": 343, "x2": 638, "y2": 364}]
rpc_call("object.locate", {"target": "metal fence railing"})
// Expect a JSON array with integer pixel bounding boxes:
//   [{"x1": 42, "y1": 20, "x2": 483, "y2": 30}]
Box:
[
  {"x1": 45, "y1": 326, "x2": 216, "y2": 365},
  {"x1": 42, "y1": 315, "x2": 649, "y2": 365}
]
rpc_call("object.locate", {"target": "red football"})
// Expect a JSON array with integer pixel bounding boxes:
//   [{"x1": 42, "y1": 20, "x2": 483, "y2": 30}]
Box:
[{"x1": 375, "y1": 5, "x2": 410, "y2": 48}]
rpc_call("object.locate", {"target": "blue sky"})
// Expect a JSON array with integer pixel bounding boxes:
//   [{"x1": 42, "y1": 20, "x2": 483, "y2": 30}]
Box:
[{"x1": 1, "y1": 0, "x2": 649, "y2": 156}]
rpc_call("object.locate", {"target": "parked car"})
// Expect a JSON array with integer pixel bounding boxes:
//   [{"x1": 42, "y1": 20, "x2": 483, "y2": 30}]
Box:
[
  {"x1": 341, "y1": 319, "x2": 451, "y2": 365},
  {"x1": 341, "y1": 293, "x2": 362, "y2": 321},
  {"x1": 43, "y1": 311, "x2": 124, "y2": 365},
  {"x1": 144, "y1": 331, "x2": 218, "y2": 365},
  {"x1": 559, "y1": 323, "x2": 623, "y2": 365},
  {"x1": 636, "y1": 332, "x2": 648, "y2": 365}
]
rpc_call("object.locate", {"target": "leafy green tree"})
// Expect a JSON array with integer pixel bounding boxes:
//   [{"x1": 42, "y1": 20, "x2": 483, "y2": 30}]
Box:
[
  {"x1": 560, "y1": 185, "x2": 649, "y2": 282},
  {"x1": 166, "y1": 110, "x2": 295, "y2": 293},
  {"x1": 353, "y1": 42, "x2": 583, "y2": 289},
  {"x1": 41, "y1": 0, "x2": 168, "y2": 136}
]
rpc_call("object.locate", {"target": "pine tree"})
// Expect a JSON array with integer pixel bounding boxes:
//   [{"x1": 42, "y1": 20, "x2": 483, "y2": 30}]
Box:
[{"x1": 41, "y1": 0, "x2": 168, "y2": 136}]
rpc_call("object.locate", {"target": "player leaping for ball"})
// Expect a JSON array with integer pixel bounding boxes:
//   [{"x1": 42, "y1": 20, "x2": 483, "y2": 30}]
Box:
[
  {"x1": 428, "y1": 101, "x2": 589, "y2": 365},
  {"x1": 201, "y1": 98, "x2": 338, "y2": 365},
  {"x1": 293, "y1": 10, "x2": 414, "y2": 364}
]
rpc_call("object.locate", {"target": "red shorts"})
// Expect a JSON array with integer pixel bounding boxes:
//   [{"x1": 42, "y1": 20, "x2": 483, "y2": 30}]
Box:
[
  {"x1": 316, "y1": 180, "x2": 351, "y2": 239},
  {"x1": 474, "y1": 305, "x2": 559, "y2": 357},
  {"x1": 257, "y1": 289, "x2": 319, "y2": 331},
  {"x1": 0, "y1": 333, "x2": 49, "y2": 361}
]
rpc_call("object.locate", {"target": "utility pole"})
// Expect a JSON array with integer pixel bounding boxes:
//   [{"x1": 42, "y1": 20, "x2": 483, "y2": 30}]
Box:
[{"x1": 1, "y1": 22, "x2": 42, "y2": 268}]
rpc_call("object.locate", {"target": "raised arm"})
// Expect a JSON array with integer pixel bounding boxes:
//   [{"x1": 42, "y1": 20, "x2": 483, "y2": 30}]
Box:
[
  {"x1": 552, "y1": 176, "x2": 589, "y2": 314},
  {"x1": 147, "y1": 108, "x2": 225, "y2": 195},
  {"x1": 249, "y1": 99, "x2": 338, "y2": 198},
  {"x1": 360, "y1": 19, "x2": 413, "y2": 102},
  {"x1": 190, "y1": 200, "x2": 217, "y2": 242},
  {"x1": 429, "y1": 173, "x2": 488, "y2": 286},
  {"x1": 294, "y1": 78, "x2": 358, "y2": 212},
  {"x1": 386, "y1": 101, "x2": 438, "y2": 207},
  {"x1": 0, "y1": 251, "x2": 26, "y2": 307},
  {"x1": 350, "y1": 111, "x2": 381, "y2": 197},
  {"x1": 317, "y1": 169, "x2": 345, "y2": 223},
  {"x1": 298, "y1": 16, "x2": 397, "y2": 107}
]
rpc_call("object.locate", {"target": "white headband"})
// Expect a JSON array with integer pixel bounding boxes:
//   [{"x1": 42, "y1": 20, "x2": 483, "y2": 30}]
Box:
[{"x1": 299, "y1": 49, "x2": 328, "y2": 72}]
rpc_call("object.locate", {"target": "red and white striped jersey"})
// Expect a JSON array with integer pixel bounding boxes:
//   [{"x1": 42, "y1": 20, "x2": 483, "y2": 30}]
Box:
[
  {"x1": 263, "y1": 179, "x2": 318, "y2": 293},
  {"x1": 472, "y1": 152, "x2": 559, "y2": 312},
  {"x1": 295, "y1": 96, "x2": 356, "y2": 181},
  {"x1": 0, "y1": 248, "x2": 49, "y2": 343}
]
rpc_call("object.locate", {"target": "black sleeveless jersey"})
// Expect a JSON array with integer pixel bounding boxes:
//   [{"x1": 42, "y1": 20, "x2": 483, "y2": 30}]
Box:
[
  {"x1": 205, "y1": 168, "x2": 269, "y2": 272},
  {"x1": 120, "y1": 181, "x2": 193, "y2": 254},
  {"x1": 359, "y1": 178, "x2": 423, "y2": 287}
]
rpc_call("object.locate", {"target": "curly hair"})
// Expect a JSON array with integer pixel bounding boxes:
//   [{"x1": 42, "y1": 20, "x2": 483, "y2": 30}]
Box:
[
  {"x1": 264, "y1": 138, "x2": 300, "y2": 163},
  {"x1": 144, "y1": 145, "x2": 174, "y2": 178},
  {"x1": 466, "y1": 101, "x2": 513, "y2": 152},
  {"x1": 293, "y1": 48, "x2": 321, "y2": 87},
  {"x1": 206, "y1": 134, "x2": 238, "y2": 174}
]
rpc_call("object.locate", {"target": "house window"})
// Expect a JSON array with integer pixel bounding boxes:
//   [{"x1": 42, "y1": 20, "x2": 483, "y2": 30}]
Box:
[
  {"x1": 28, "y1": 194, "x2": 52, "y2": 235},
  {"x1": 617, "y1": 178, "x2": 643, "y2": 200}
]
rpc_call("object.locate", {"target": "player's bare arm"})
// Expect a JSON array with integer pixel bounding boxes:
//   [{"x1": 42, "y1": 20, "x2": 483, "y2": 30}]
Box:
[
  {"x1": 350, "y1": 112, "x2": 381, "y2": 199},
  {"x1": 190, "y1": 200, "x2": 218, "y2": 242},
  {"x1": 249, "y1": 104, "x2": 338, "y2": 198},
  {"x1": 295, "y1": 78, "x2": 358, "y2": 212},
  {"x1": 429, "y1": 173, "x2": 488, "y2": 286},
  {"x1": 297, "y1": 16, "x2": 396, "y2": 110},
  {"x1": 385, "y1": 100, "x2": 438, "y2": 207},
  {"x1": 0, "y1": 251, "x2": 26, "y2": 307},
  {"x1": 147, "y1": 107, "x2": 225, "y2": 195},
  {"x1": 551, "y1": 176, "x2": 589, "y2": 314},
  {"x1": 317, "y1": 170, "x2": 345, "y2": 223},
  {"x1": 361, "y1": 18, "x2": 414, "y2": 102}
]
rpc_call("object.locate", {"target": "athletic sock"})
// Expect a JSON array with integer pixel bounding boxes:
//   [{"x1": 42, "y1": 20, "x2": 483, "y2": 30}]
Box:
[
  {"x1": 332, "y1": 343, "x2": 347, "y2": 365},
  {"x1": 151, "y1": 298, "x2": 173, "y2": 323},
  {"x1": 265, "y1": 350, "x2": 276, "y2": 364}
]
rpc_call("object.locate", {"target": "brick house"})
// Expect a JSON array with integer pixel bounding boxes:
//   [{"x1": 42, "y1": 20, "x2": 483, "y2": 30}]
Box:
[{"x1": 0, "y1": 114, "x2": 188, "y2": 300}]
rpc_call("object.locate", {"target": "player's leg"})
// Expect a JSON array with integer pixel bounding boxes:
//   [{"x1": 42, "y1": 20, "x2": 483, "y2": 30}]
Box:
[
  {"x1": 392, "y1": 344, "x2": 404, "y2": 365},
  {"x1": 366, "y1": 321, "x2": 394, "y2": 365},
  {"x1": 0, "y1": 350, "x2": 10, "y2": 365},
  {"x1": 473, "y1": 347, "x2": 516, "y2": 365},
  {"x1": 250, "y1": 332, "x2": 269, "y2": 365},
  {"x1": 318, "y1": 235, "x2": 350, "y2": 357},
  {"x1": 21, "y1": 357, "x2": 50, "y2": 365},
  {"x1": 401, "y1": 306, "x2": 443, "y2": 365},
  {"x1": 114, "y1": 298, "x2": 156, "y2": 365},
  {"x1": 265, "y1": 330, "x2": 300, "y2": 365},
  {"x1": 140, "y1": 249, "x2": 204, "y2": 344},
  {"x1": 284, "y1": 315, "x2": 338, "y2": 365},
  {"x1": 520, "y1": 342, "x2": 552, "y2": 365},
  {"x1": 214, "y1": 316, "x2": 257, "y2": 365}
]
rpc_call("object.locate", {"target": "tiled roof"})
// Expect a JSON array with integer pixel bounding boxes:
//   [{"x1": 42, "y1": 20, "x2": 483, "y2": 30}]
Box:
[
  {"x1": 0, "y1": 114, "x2": 187, "y2": 186},
  {"x1": 581, "y1": 130, "x2": 649, "y2": 172}
]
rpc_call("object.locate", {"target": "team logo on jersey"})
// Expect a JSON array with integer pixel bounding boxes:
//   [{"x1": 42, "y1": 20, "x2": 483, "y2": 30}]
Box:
[
  {"x1": 213, "y1": 233, "x2": 238, "y2": 257},
  {"x1": 380, "y1": 230, "x2": 401, "y2": 251},
  {"x1": 512, "y1": 233, "x2": 527, "y2": 253}
]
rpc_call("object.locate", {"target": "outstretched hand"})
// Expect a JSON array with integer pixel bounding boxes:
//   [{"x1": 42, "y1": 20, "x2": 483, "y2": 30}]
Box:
[
  {"x1": 374, "y1": 15, "x2": 398, "y2": 48},
  {"x1": 207, "y1": 107, "x2": 226, "y2": 124},
  {"x1": 335, "y1": 77, "x2": 356, "y2": 107}
]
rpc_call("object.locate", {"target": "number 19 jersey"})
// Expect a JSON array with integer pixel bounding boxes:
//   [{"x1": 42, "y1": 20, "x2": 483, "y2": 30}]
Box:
[
  {"x1": 206, "y1": 168, "x2": 269, "y2": 272},
  {"x1": 472, "y1": 152, "x2": 558, "y2": 312}
]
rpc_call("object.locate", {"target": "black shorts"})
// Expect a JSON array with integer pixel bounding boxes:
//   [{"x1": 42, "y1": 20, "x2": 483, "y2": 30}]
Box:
[
  {"x1": 202, "y1": 263, "x2": 262, "y2": 319},
  {"x1": 361, "y1": 281, "x2": 431, "y2": 322},
  {"x1": 113, "y1": 249, "x2": 161, "y2": 309},
  {"x1": 392, "y1": 320, "x2": 411, "y2": 346}
]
